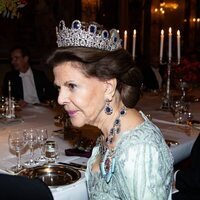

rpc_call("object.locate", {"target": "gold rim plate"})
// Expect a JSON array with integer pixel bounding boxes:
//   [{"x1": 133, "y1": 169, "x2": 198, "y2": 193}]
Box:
[{"x1": 18, "y1": 164, "x2": 81, "y2": 187}]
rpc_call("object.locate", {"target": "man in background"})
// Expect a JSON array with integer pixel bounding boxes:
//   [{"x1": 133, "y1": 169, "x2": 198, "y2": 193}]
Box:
[{"x1": 2, "y1": 45, "x2": 57, "y2": 107}]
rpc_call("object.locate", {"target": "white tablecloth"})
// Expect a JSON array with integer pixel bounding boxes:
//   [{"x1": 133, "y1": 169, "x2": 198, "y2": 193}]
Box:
[
  {"x1": 0, "y1": 105, "x2": 88, "y2": 200},
  {"x1": 0, "y1": 94, "x2": 199, "y2": 199},
  {"x1": 137, "y1": 92, "x2": 200, "y2": 164}
]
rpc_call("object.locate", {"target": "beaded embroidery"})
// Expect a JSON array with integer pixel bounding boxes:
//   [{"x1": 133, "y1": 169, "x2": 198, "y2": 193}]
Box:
[{"x1": 99, "y1": 107, "x2": 126, "y2": 183}]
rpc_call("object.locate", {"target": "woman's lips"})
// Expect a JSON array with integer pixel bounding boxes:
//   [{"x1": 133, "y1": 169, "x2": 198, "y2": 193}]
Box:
[{"x1": 67, "y1": 110, "x2": 77, "y2": 117}]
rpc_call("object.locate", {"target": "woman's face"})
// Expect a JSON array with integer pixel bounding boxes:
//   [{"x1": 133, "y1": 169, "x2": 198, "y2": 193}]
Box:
[{"x1": 53, "y1": 62, "x2": 107, "y2": 127}]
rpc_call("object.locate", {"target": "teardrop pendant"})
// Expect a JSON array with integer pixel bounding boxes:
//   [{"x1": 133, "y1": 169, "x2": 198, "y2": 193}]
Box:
[
  {"x1": 99, "y1": 106, "x2": 126, "y2": 183},
  {"x1": 100, "y1": 152, "x2": 116, "y2": 183}
]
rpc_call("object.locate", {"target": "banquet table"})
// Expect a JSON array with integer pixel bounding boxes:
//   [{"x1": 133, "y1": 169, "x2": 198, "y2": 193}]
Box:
[
  {"x1": 0, "y1": 91, "x2": 199, "y2": 200},
  {"x1": 0, "y1": 105, "x2": 88, "y2": 200},
  {"x1": 136, "y1": 91, "x2": 200, "y2": 164}
]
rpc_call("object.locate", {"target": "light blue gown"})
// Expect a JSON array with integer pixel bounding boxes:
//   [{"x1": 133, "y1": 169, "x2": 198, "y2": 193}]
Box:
[{"x1": 85, "y1": 112, "x2": 173, "y2": 200}]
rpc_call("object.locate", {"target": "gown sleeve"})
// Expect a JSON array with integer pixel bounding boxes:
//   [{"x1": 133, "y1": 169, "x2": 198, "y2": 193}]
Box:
[{"x1": 117, "y1": 141, "x2": 172, "y2": 200}]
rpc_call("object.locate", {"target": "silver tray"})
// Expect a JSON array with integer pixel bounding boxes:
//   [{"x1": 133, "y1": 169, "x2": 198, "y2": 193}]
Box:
[{"x1": 18, "y1": 164, "x2": 81, "y2": 187}]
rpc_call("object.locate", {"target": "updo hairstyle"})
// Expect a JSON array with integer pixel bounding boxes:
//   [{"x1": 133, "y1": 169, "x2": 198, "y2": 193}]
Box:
[{"x1": 47, "y1": 47, "x2": 143, "y2": 108}]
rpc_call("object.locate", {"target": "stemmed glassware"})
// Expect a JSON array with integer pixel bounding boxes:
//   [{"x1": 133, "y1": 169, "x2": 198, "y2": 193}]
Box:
[
  {"x1": 24, "y1": 129, "x2": 39, "y2": 167},
  {"x1": 171, "y1": 100, "x2": 192, "y2": 124},
  {"x1": 171, "y1": 79, "x2": 193, "y2": 124},
  {"x1": 178, "y1": 79, "x2": 190, "y2": 102},
  {"x1": 8, "y1": 130, "x2": 27, "y2": 172},
  {"x1": 0, "y1": 96, "x2": 6, "y2": 117},
  {"x1": 37, "y1": 128, "x2": 48, "y2": 161}
]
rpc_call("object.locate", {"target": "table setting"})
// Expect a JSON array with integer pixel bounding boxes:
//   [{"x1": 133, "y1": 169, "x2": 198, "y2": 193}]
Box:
[
  {"x1": 137, "y1": 85, "x2": 200, "y2": 163},
  {"x1": 0, "y1": 98, "x2": 92, "y2": 200},
  {"x1": 0, "y1": 78, "x2": 199, "y2": 199}
]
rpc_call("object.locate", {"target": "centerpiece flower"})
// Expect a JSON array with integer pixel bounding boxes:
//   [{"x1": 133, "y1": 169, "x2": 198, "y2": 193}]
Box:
[{"x1": 171, "y1": 57, "x2": 200, "y2": 88}]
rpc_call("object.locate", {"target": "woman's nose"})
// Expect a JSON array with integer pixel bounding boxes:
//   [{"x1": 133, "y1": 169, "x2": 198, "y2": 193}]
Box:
[{"x1": 57, "y1": 88, "x2": 69, "y2": 105}]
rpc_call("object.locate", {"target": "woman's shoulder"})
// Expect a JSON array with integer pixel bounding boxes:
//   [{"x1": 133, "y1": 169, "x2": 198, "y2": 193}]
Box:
[
  {"x1": 120, "y1": 113, "x2": 164, "y2": 147},
  {"x1": 116, "y1": 116, "x2": 173, "y2": 165}
]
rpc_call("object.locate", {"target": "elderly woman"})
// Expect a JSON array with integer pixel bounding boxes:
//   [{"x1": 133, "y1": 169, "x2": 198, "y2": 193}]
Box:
[{"x1": 47, "y1": 20, "x2": 173, "y2": 200}]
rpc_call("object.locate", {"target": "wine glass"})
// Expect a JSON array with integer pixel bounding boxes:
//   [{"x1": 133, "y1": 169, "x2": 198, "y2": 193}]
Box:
[
  {"x1": 171, "y1": 100, "x2": 192, "y2": 124},
  {"x1": 37, "y1": 128, "x2": 48, "y2": 161},
  {"x1": 24, "y1": 129, "x2": 39, "y2": 167},
  {"x1": 8, "y1": 130, "x2": 27, "y2": 172},
  {"x1": 178, "y1": 79, "x2": 190, "y2": 102},
  {"x1": 0, "y1": 96, "x2": 6, "y2": 117}
]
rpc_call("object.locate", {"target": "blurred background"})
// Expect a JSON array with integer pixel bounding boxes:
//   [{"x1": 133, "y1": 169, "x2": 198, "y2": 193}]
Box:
[{"x1": 0, "y1": 0, "x2": 199, "y2": 93}]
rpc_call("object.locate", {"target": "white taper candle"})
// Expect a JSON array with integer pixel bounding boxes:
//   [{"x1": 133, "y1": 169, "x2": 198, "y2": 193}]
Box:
[
  {"x1": 168, "y1": 27, "x2": 172, "y2": 62},
  {"x1": 124, "y1": 30, "x2": 127, "y2": 50},
  {"x1": 177, "y1": 30, "x2": 181, "y2": 64},
  {"x1": 160, "y1": 29, "x2": 164, "y2": 63},
  {"x1": 132, "y1": 29, "x2": 136, "y2": 60}
]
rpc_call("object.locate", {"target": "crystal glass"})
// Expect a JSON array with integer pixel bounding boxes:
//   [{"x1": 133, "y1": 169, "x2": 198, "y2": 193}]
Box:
[
  {"x1": 171, "y1": 100, "x2": 192, "y2": 124},
  {"x1": 0, "y1": 96, "x2": 6, "y2": 117},
  {"x1": 44, "y1": 140, "x2": 58, "y2": 163},
  {"x1": 178, "y1": 79, "x2": 190, "y2": 102},
  {"x1": 8, "y1": 130, "x2": 27, "y2": 172},
  {"x1": 24, "y1": 129, "x2": 39, "y2": 167},
  {"x1": 37, "y1": 128, "x2": 48, "y2": 161}
]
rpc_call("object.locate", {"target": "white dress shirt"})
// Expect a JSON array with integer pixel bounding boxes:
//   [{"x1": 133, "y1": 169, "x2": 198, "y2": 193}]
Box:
[{"x1": 19, "y1": 68, "x2": 40, "y2": 104}]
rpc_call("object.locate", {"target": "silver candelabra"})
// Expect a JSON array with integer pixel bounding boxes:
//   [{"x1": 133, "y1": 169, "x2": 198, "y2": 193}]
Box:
[{"x1": 160, "y1": 58, "x2": 180, "y2": 111}]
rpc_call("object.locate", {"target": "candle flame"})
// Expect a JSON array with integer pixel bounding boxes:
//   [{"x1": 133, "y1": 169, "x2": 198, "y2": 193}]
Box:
[
  {"x1": 133, "y1": 29, "x2": 136, "y2": 36},
  {"x1": 177, "y1": 30, "x2": 180, "y2": 36},
  {"x1": 169, "y1": 27, "x2": 172, "y2": 34},
  {"x1": 161, "y1": 29, "x2": 164, "y2": 35},
  {"x1": 124, "y1": 30, "x2": 127, "y2": 36}
]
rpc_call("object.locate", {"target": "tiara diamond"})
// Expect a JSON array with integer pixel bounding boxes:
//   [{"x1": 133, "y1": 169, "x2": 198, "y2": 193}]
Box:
[{"x1": 56, "y1": 20, "x2": 122, "y2": 51}]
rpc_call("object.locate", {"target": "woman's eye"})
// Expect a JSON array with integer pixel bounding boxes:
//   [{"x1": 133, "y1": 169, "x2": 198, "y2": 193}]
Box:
[{"x1": 68, "y1": 83, "x2": 76, "y2": 90}]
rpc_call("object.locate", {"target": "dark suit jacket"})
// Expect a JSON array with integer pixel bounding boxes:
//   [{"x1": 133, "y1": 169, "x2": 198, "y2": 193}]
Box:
[
  {"x1": 0, "y1": 174, "x2": 54, "y2": 200},
  {"x1": 172, "y1": 134, "x2": 200, "y2": 200},
  {"x1": 2, "y1": 68, "x2": 57, "y2": 102}
]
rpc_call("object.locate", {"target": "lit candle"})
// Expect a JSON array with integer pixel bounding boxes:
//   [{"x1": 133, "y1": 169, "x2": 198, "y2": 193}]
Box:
[
  {"x1": 8, "y1": 80, "x2": 11, "y2": 92},
  {"x1": 124, "y1": 30, "x2": 127, "y2": 50},
  {"x1": 177, "y1": 30, "x2": 181, "y2": 64},
  {"x1": 160, "y1": 29, "x2": 164, "y2": 63},
  {"x1": 132, "y1": 29, "x2": 136, "y2": 60},
  {"x1": 8, "y1": 80, "x2": 12, "y2": 117},
  {"x1": 8, "y1": 80, "x2": 11, "y2": 96},
  {"x1": 168, "y1": 27, "x2": 172, "y2": 62}
]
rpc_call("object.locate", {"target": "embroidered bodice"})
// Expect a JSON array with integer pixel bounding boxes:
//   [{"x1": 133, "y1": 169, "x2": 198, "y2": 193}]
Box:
[{"x1": 85, "y1": 112, "x2": 173, "y2": 200}]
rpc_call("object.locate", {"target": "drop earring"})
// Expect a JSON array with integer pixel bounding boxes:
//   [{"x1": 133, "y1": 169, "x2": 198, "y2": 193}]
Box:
[{"x1": 104, "y1": 99, "x2": 113, "y2": 115}]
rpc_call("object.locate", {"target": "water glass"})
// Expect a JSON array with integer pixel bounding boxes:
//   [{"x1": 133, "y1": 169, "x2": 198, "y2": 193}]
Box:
[
  {"x1": 24, "y1": 129, "x2": 39, "y2": 167},
  {"x1": 44, "y1": 140, "x2": 58, "y2": 163},
  {"x1": 171, "y1": 100, "x2": 192, "y2": 124},
  {"x1": 37, "y1": 128, "x2": 48, "y2": 161},
  {"x1": 8, "y1": 130, "x2": 27, "y2": 172}
]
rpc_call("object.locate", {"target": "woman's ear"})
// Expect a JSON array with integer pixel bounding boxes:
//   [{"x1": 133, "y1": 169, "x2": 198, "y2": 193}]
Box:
[{"x1": 104, "y1": 78, "x2": 117, "y2": 101}]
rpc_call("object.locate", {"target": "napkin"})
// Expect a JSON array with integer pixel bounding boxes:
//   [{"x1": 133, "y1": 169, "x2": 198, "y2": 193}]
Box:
[{"x1": 65, "y1": 148, "x2": 92, "y2": 158}]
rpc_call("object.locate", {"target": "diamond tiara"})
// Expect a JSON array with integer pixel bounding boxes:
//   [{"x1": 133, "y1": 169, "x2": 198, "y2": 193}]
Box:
[{"x1": 56, "y1": 20, "x2": 122, "y2": 51}]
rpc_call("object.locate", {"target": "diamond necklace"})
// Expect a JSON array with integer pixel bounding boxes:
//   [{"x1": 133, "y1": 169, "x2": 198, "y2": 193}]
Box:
[{"x1": 99, "y1": 106, "x2": 126, "y2": 183}]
